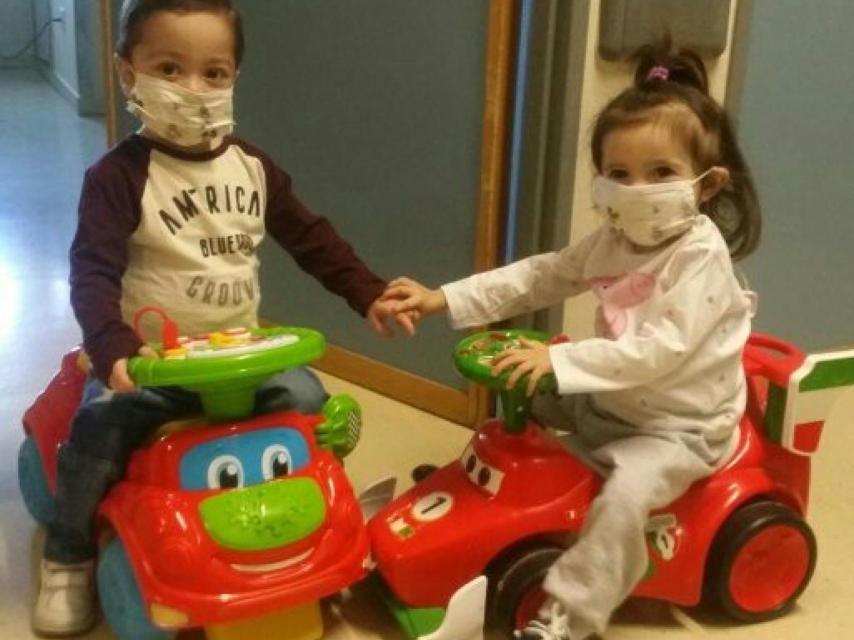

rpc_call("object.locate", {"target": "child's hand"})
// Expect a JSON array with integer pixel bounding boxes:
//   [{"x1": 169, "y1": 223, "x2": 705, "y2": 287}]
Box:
[
  {"x1": 367, "y1": 298, "x2": 420, "y2": 337},
  {"x1": 491, "y1": 337, "x2": 554, "y2": 397},
  {"x1": 381, "y1": 277, "x2": 447, "y2": 317},
  {"x1": 108, "y1": 345, "x2": 159, "y2": 392}
]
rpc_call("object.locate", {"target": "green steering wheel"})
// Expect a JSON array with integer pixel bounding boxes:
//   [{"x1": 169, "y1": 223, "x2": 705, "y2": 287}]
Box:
[
  {"x1": 454, "y1": 330, "x2": 557, "y2": 432},
  {"x1": 128, "y1": 326, "x2": 325, "y2": 421}
]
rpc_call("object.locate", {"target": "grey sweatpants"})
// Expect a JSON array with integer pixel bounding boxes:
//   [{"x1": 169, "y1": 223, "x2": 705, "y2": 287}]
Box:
[{"x1": 532, "y1": 393, "x2": 733, "y2": 640}]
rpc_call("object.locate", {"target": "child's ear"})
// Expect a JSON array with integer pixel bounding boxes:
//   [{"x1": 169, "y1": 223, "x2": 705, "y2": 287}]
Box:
[
  {"x1": 114, "y1": 53, "x2": 135, "y2": 99},
  {"x1": 699, "y1": 166, "x2": 730, "y2": 203}
]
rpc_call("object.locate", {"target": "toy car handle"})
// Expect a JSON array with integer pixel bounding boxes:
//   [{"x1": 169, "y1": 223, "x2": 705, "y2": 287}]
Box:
[
  {"x1": 743, "y1": 332, "x2": 806, "y2": 387},
  {"x1": 454, "y1": 329, "x2": 561, "y2": 433},
  {"x1": 127, "y1": 326, "x2": 326, "y2": 386},
  {"x1": 127, "y1": 307, "x2": 325, "y2": 421},
  {"x1": 127, "y1": 307, "x2": 325, "y2": 388},
  {"x1": 453, "y1": 329, "x2": 557, "y2": 392}
]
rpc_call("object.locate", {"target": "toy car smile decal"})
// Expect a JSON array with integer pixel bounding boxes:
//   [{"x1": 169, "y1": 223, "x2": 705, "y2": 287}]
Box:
[{"x1": 229, "y1": 547, "x2": 316, "y2": 573}]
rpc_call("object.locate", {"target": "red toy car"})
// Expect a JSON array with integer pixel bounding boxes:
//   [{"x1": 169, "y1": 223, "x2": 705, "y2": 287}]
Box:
[
  {"x1": 369, "y1": 330, "x2": 854, "y2": 640},
  {"x1": 18, "y1": 326, "x2": 370, "y2": 640}
]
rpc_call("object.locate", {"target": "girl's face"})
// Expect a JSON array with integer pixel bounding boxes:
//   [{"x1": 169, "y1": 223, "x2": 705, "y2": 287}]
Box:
[
  {"x1": 600, "y1": 121, "x2": 696, "y2": 186},
  {"x1": 600, "y1": 121, "x2": 729, "y2": 204}
]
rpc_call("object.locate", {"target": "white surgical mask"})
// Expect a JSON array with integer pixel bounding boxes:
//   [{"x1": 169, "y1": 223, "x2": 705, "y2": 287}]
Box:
[
  {"x1": 127, "y1": 73, "x2": 235, "y2": 148},
  {"x1": 592, "y1": 171, "x2": 711, "y2": 247}
]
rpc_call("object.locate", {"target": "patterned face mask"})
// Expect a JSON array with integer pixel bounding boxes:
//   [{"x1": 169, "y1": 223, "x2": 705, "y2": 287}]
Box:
[
  {"x1": 592, "y1": 170, "x2": 711, "y2": 247},
  {"x1": 126, "y1": 73, "x2": 235, "y2": 148}
]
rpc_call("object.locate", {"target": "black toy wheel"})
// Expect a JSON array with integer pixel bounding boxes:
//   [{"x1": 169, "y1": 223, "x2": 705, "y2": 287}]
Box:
[
  {"x1": 487, "y1": 544, "x2": 564, "y2": 638},
  {"x1": 705, "y1": 500, "x2": 816, "y2": 622},
  {"x1": 411, "y1": 464, "x2": 439, "y2": 483}
]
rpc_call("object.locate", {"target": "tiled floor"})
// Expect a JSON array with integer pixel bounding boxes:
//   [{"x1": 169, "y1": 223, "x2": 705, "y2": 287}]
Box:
[{"x1": 1, "y1": 68, "x2": 853, "y2": 640}]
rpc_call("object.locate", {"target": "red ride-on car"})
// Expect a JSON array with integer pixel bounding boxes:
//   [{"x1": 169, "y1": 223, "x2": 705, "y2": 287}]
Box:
[
  {"x1": 368, "y1": 330, "x2": 854, "y2": 640},
  {"x1": 18, "y1": 322, "x2": 370, "y2": 640}
]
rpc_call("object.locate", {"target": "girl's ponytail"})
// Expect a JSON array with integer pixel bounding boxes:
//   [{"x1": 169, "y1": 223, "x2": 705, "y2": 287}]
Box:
[{"x1": 633, "y1": 40, "x2": 709, "y2": 95}]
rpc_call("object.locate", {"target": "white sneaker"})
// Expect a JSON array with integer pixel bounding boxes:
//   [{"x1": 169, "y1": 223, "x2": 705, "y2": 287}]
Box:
[
  {"x1": 515, "y1": 600, "x2": 572, "y2": 639},
  {"x1": 32, "y1": 559, "x2": 96, "y2": 637}
]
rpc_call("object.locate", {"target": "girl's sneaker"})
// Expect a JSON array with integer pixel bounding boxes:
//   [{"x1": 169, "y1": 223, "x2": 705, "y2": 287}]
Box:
[
  {"x1": 515, "y1": 600, "x2": 572, "y2": 639},
  {"x1": 32, "y1": 559, "x2": 96, "y2": 636}
]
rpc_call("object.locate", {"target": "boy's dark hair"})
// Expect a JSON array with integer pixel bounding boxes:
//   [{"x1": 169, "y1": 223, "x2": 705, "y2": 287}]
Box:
[
  {"x1": 116, "y1": 0, "x2": 244, "y2": 67},
  {"x1": 591, "y1": 40, "x2": 761, "y2": 260}
]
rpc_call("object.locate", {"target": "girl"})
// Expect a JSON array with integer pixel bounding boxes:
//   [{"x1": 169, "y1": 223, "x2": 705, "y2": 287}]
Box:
[{"x1": 381, "y1": 44, "x2": 760, "y2": 640}]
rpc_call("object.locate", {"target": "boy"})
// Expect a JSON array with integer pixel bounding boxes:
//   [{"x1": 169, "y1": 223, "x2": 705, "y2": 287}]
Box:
[{"x1": 33, "y1": 0, "x2": 410, "y2": 635}]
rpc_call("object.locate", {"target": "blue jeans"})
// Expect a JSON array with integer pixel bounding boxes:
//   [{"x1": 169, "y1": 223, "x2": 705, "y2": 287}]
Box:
[{"x1": 44, "y1": 367, "x2": 328, "y2": 563}]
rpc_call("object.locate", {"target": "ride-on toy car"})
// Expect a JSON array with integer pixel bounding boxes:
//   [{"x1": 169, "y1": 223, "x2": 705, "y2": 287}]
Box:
[
  {"x1": 18, "y1": 309, "x2": 369, "y2": 640},
  {"x1": 368, "y1": 329, "x2": 854, "y2": 640}
]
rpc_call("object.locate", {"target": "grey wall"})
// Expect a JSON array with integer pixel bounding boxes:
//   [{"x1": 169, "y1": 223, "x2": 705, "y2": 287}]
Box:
[
  {"x1": 74, "y1": 0, "x2": 104, "y2": 115},
  {"x1": 235, "y1": 0, "x2": 491, "y2": 388},
  {"x1": 0, "y1": 0, "x2": 35, "y2": 66},
  {"x1": 732, "y1": 0, "x2": 854, "y2": 350},
  {"x1": 32, "y1": 0, "x2": 51, "y2": 63}
]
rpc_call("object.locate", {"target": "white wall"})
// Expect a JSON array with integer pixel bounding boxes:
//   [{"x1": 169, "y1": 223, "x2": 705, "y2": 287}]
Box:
[
  {"x1": 561, "y1": 0, "x2": 737, "y2": 339},
  {"x1": 46, "y1": 0, "x2": 79, "y2": 98},
  {"x1": 0, "y1": 0, "x2": 35, "y2": 66}
]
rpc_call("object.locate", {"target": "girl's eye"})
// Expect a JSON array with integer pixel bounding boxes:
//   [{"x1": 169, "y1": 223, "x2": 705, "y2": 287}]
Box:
[
  {"x1": 261, "y1": 445, "x2": 292, "y2": 480},
  {"x1": 607, "y1": 169, "x2": 629, "y2": 182},
  {"x1": 654, "y1": 166, "x2": 676, "y2": 179},
  {"x1": 207, "y1": 455, "x2": 244, "y2": 490}
]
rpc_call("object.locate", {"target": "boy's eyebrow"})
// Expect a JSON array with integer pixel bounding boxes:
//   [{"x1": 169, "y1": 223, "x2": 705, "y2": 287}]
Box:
[
  {"x1": 144, "y1": 49, "x2": 187, "y2": 60},
  {"x1": 206, "y1": 56, "x2": 236, "y2": 67}
]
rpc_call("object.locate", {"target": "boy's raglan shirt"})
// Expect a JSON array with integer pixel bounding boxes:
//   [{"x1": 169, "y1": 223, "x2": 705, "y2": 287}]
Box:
[
  {"x1": 70, "y1": 134, "x2": 385, "y2": 382},
  {"x1": 441, "y1": 216, "x2": 754, "y2": 442}
]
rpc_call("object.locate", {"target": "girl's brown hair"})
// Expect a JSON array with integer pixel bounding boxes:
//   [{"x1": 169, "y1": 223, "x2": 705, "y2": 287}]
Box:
[
  {"x1": 591, "y1": 42, "x2": 761, "y2": 260},
  {"x1": 117, "y1": 0, "x2": 244, "y2": 67}
]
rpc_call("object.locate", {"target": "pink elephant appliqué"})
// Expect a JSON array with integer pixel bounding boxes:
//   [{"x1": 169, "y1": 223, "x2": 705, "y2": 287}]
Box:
[{"x1": 589, "y1": 272, "x2": 656, "y2": 339}]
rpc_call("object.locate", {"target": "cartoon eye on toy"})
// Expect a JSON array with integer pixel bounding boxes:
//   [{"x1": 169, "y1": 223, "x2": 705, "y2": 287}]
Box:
[
  {"x1": 465, "y1": 453, "x2": 477, "y2": 474},
  {"x1": 261, "y1": 444, "x2": 293, "y2": 480},
  {"x1": 477, "y1": 466, "x2": 492, "y2": 487},
  {"x1": 180, "y1": 428, "x2": 311, "y2": 490},
  {"x1": 207, "y1": 455, "x2": 244, "y2": 490},
  {"x1": 459, "y1": 445, "x2": 505, "y2": 496}
]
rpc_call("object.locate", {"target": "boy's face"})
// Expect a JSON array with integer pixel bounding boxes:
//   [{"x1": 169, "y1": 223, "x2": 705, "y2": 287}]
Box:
[{"x1": 116, "y1": 10, "x2": 237, "y2": 97}]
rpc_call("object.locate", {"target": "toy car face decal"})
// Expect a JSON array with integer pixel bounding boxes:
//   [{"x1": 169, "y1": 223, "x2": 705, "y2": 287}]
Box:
[
  {"x1": 459, "y1": 444, "x2": 505, "y2": 495},
  {"x1": 180, "y1": 427, "x2": 310, "y2": 491},
  {"x1": 199, "y1": 477, "x2": 326, "y2": 551}
]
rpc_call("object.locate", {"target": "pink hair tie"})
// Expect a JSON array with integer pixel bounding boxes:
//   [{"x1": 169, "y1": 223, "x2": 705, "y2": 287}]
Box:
[{"x1": 646, "y1": 65, "x2": 670, "y2": 82}]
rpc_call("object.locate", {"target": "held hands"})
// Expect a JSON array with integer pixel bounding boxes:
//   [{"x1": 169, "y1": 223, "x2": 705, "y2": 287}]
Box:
[
  {"x1": 376, "y1": 277, "x2": 448, "y2": 335},
  {"x1": 367, "y1": 298, "x2": 420, "y2": 337},
  {"x1": 491, "y1": 337, "x2": 554, "y2": 397},
  {"x1": 108, "y1": 345, "x2": 159, "y2": 392}
]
